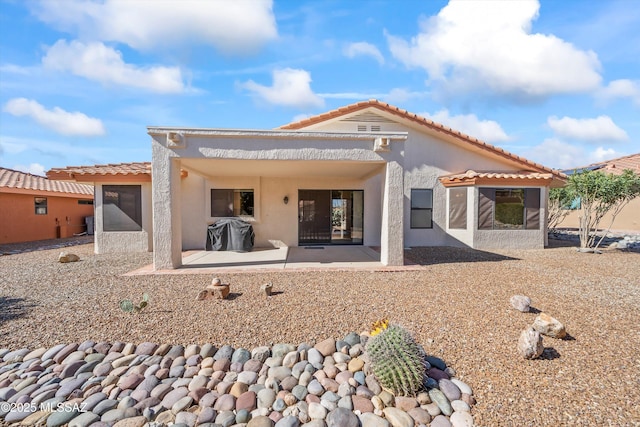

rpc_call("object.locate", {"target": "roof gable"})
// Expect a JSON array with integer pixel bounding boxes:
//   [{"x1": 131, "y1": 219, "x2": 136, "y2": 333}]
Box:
[{"x1": 280, "y1": 100, "x2": 566, "y2": 182}]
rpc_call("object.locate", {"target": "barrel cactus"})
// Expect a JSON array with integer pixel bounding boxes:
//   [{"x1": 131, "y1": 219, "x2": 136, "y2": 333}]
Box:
[{"x1": 365, "y1": 320, "x2": 427, "y2": 397}]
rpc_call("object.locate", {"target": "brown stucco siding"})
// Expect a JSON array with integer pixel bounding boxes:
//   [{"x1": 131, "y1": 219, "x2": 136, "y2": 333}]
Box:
[{"x1": 0, "y1": 193, "x2": 94, "y2": 244}]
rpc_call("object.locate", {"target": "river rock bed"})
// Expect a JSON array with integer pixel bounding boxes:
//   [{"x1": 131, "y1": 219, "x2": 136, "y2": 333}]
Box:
[{"x1": 0, "y1": 335, "x2": 473, "y2": 427}]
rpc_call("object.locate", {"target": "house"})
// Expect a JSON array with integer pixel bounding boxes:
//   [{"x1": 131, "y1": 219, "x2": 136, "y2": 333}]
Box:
[
  {"x1": 557, "y1": 153, "x2": 640, "y2": 232},
  {"x1": 0, "y1": 167, "x2": 94, "y2": 244},
  {"x1": 47, "y1": 100, "x2": 566, "y2": 270}
]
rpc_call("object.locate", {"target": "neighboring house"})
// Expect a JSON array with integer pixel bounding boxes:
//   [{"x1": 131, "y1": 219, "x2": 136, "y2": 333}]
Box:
[
  {"x1": 48, "y1": 100, "x2": 565, "y2": 269},
  {"x1": 0, "y1": 167, "x2": 94, "y2": 244},
  {"x1": 558, "y1": 153, "x2": 640, "y2": 232}
]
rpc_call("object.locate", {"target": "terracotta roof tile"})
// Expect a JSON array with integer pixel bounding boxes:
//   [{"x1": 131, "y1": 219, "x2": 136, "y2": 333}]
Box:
[
  {"x1": 47, "y1": 162, "x2": 151, "y2": 178},
  {"x1": 0, "y1": 167, "x2": 93, "y2": 195},
  {"x1": 440, "y1": 170, "x2": 554, "y2": 182},
  {"x1": 279, "y1": 99, "x2": 566, "y2": 181},
  {"x1": 571, "y1": 153, "x2": 640, "y2": 176}
]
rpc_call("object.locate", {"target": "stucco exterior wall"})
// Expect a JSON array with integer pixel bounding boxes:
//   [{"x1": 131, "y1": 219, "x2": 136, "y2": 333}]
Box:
[
  {"x1": 0, "y1": 193, "x2": 93, "y2": 244},
  {"x1": 94, "y1": 182, "x2": 153, "y2": 253},
  {"x1": 556, "y1": 196, "x2": 640, "y2": 232}
]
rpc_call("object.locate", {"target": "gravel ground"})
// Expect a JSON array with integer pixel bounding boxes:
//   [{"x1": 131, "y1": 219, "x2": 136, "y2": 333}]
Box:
[{"x1": 1, "y1": 240, "x2": 639, "y2": 426}]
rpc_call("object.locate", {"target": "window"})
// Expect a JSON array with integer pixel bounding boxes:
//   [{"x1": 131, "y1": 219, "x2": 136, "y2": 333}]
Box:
[
  {"x1": 34, "y1": 197, "x2": 47, "y2": 215},
  {"x1": 211, "y1": 189, "x2": 254, "y2": 217},
  {"x1": 478, "y1": 188, "x2": 540, "y2": 230},
  {"x1": 103, "y1": 185, "x2": 142, "y2": 231},
  {"x1": 410, "y1": 189, "x2": 433, "y2": 229},
  {"x1": 78, "y1": 199, "x2": 93, "y2": 205},
  {"x1": 449, "y1": 188, "x2": 467, "y2": 229}
]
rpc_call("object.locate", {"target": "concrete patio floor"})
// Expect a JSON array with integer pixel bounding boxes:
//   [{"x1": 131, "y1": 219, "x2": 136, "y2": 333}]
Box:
[{"x1": 125, "y1": 245, "x2": 421, "y2": 275}]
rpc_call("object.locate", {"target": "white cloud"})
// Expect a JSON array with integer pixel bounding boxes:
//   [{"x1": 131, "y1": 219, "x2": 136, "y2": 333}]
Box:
[
  {"x1": 42, "y1": 40, "x2": 186, "y2": 94},
  {"x1": 524, "y1": 138, "x2": 625, "y2": 169},
  {"x1": 343, "y1": 42, "x2": 385, "y2": 65},
  {"x1": 386, "y1": 0, "x2": 601, "y2": 99},
  {"x1": 30, "y1": 0, "x2": 277, "y2": 54},
  {"x1": 13, "y1": 163, "x2": 46, "y2": 176},
  {"x1": 596, "y1": 79, "x2": 640, "y2": 106},
  {"x1": 421, "y1": 109, "x2": 510, "y2": 143},
  {"x1": 547, "y1": 115, "x2": 628, "y2": 142},
  {"x1": 3, "y1": 98, "x2": 106, "y2": 136},
  {"x1": 241, "y1": 68, "x2": 325, "y2": 109}
]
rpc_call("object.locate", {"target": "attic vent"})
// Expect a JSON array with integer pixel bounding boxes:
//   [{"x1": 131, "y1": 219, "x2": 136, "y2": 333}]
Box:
[
  {"x1": 342, "y1": 112, "x2": 396, "y2": 123},
  {"x1": 357, "y1": 125, "x2": 367, "y2": 132},
  {"x1": 371, "y1": 125, "x2": 381, "y2": 132}
]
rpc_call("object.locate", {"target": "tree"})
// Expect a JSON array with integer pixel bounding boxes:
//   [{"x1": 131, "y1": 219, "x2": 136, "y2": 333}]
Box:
[
  {"x1": 566, "y1": 169, "x2": 640, "y2": 249},
  {"x1": 548, "y1": 186, "x2": 573, "y2": 233}
]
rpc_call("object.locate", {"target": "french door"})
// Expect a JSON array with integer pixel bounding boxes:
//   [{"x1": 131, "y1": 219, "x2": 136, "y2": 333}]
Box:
[{"x1": 298, "y1": 190, "x2": 363, "y2": 245}]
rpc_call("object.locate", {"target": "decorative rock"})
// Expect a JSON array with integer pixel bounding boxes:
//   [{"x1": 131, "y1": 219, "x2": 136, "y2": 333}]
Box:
[
  {"x1": 175, "y1": 411, "x2": 198, "y2": 426},
  {"x1": 237, "y1": 390, "x2": 257, "y2": 411},
  {"x1": 308, "y1": 402, "x2": 328, "y2": 419},
  {"x1": 261, "y1": 283, "x2": 273, "y2": 296},
  {"x1": 272, "y1": 344, "x2": 295, "y2": 358},
  {"x1": 197, "y1": 406, "x2": 217, "y2": 424},
  {"x1": 248, "y1": 415, "x2": 276, "y2": 427},
  {"x1": 394, "y1": 396, "x2": 418, "y2": 411},
  {"x1": 275, "y1": 415, "x2": 301, "y2": 427},
  {"x1": 232, "y1": 348, "x2": 251, "y2": 365},
  {"x1": 425, "y1": 356, "x2": 446, "y2": 371},
  {"x1": 352, "y1": 395, "x2": 374, "y2": 413},
  {"x1": 428, "y1": 388, "x2": 453, "y2": 416},
  {"x1": 532, "y1": 313, "x2": 567, "y2": 339},
  {"x1": 326, "y1": 407, "x2": 359, "y2": 427},
  {"x1": 382, "y1": 407, "x2": 415, "y2": 427},
  {"x1": 314, "y1": 338, "x2": 336, "y2": 357},
  {"x1": 438, "y1": 379, "x2": 462, "y2": 401},
  {"x1": 214, "y1": 345, "x2": 235, "y2": 361},
  {"x1": 258, "y1": 388, "x2": 277, "y2": 409},
  {"x1": 214, "y1": 393, "x2": 236, "y2": 411},
  {"x1": 171, "y1": 395, "x2": 194, "y2": 414},
  {"x1": 68, "y1": 411, "x2": 100, "y2": 427},
  {"x1": 451, "y1": 399, "x2": 471, "y2": 412},
  {"x1": 510, "y1": 295, "x2": 531, "y2": 312},
  {"x1": 112, "y1": 416, "x2": 147, "y2": 427},
  {"x1": 450, "y1": 379, "x2": 472, "y2": 396},
  {"x1": 236, "y1": 408, "x2": 252, "y2": 423},
  {"x1": 408, "y1": 407, "x2": 432, "y2": 425},
  {"x1": 58, "y1": 252, "x2": 80, "y2": 263},
  {"x1": 518, "y1": 327, "x2": 543, "y2": 359},
  {"x1": 430, "y1": 414, "x2": 453, "y2": 427},
  {"x1": 215, "y1": 410, "x2": 236, "y2": 427},
  {"x1": 46, "y1": 407, "x2": 81, "y2": 426},
  {"x1": 450, "y1": 410, "x2": 475, "y2": 426}
]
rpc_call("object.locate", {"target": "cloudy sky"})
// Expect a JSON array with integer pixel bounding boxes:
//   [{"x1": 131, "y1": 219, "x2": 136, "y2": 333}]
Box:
[{"x1": 1, "y1": 0, "x2": 639, "y2": 176}]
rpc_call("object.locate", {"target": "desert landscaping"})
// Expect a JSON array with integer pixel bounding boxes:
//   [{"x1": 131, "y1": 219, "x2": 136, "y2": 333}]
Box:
[{"x1": 1, "y1": 239, "x2": 639, "y2": 426}]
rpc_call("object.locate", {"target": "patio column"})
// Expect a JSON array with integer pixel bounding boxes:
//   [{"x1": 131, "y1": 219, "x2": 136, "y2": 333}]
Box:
[
  {"x1": 380, "y1": 160, "x2": 404, "y2": 266},
  {"x1": 152, "y1": 144, "x2": 182, "y2": 269}
]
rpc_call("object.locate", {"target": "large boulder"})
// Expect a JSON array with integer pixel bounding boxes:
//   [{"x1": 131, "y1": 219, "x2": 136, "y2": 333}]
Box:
[
  {"x1": 510, "y1": 295, "x2": 531, "y2": 312},
  {"x1": 532, "y1": 313, "x2": 567, "y2": 339},
  {"x1": 518, "y1": 326, "x2": 543, "y2": 359}
]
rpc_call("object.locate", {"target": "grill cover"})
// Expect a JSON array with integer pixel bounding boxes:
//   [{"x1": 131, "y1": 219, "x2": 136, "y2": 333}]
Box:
[{"x1": 206, "y1": 219, "x2": 255, "y2": 251}]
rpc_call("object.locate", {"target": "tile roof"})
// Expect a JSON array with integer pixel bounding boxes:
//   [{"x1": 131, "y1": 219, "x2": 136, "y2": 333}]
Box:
[
  {"x1": 0, "y1": 167, "x2": 93, "y2": 195},
  {"x1": 440, "y1": 170, "x2": 554, "y2": 184},
  {"x1": 47, "y1": 162, "x2": 151, "y2": 179},
  {"x1": 568, "y1": 153, "x2": 640, "y2": 176},
  {"x1": 279, "y1": 99, "x2": 566, "y2": 181}
]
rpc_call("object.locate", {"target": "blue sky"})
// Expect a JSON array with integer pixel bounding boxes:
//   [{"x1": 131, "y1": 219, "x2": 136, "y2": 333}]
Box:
[{"x1": 1, "y1": 0, "x2": 639, "y2": 176}]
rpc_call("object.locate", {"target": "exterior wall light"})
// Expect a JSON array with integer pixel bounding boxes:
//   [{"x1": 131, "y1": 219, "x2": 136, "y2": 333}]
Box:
[{"x1": 283, "y1": 196, "x2": 289, "y2": 204}]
